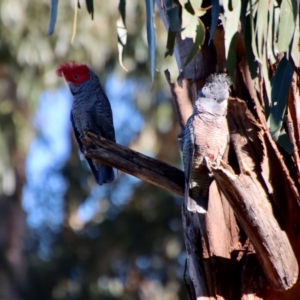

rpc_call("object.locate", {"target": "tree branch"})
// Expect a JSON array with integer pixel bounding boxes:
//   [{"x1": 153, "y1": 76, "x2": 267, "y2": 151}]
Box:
[
  {"x1": 83, "y1": 131, "x2": 185, "y2": 197},
  {"x1": 164, "y1": 69, "x2": 193, "y2": 131},
  {"x1": 208, "y1": 161, "x2": 298, "y2": 291}
]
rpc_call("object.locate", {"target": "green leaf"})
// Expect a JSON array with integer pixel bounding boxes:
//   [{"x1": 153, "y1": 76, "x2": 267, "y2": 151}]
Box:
[
  {"x1": 190, "y1": 0, "x2": 203, "y2": 16},
  {"x1": 209, "y1": 0, "x2": 220, "y2": 44},
  {"x1": 117, "y1": 0, "x2": 127, "y2": 71},
  {"x1": 118, "y1": 0, "x2": 126, "y2": 25},
  {"x1": 179, "y1": 0, "x2": 188, "y2": 6},
  {"x1": 145, "y1": 0, "x2": 156, "y2": 86},
  {"x1": 261, "y1": 50, "x2": 272, "y2": 106},
  {"x1": 165, "y1": 0, "x2": 173, "y2": 9},
  {"x1": 227, "y1": 32, "x2": 237, "y2": 84},
  {"x1": 182, "y1": 10, "x2": 198, "y2": 39},
  {"x1": 277, "y1": 0, "x2": 295, "y2": 52},
  {"x1": 182, "y1": 19, "x2": 205, "y2": 68},
  {"x1": 165, "y1": 30, "x2": 176, "y2": 57},
  {"x1": 266, "y1": 3, "x2": 276, "y2": 65},
  {"x1": 290, "y1": 1, "x2": 299, "y2": 68},
  {"x1": 228, "y1": 0, "x2": 239, "y2": 11},
  {"x1": 85, "y1": 0, "x2": 94, "y2": 20},
  {"x1": 277, "y1": 131, "x2": 294, "y2": 154},
  {"x1": 184, "y1": 1, "x2": 195, "y2": 15},
  {"x1": 167, "y1": 6, "x2": 181, "y2": 32},
  {"x1": 116, "y1": 17, "x2": 128, "y2": 71},
  {"x1": 223, "y1": 0, "x2": 241, "y2": 83},
  {"x1": 240, "y1": 0, "x2": 248, "y2": 29},
  {"x1": 48, "y1": 0, "x2": 58, "y2": 35},
  {"x1": 165, "y1": 5, "x2": 180, "y2": 57},
  {"x1": 244, "y1": 15, "x2": 258, "y2": 79},
  {"x1": 268, "y1": 56, "x2": 294, "y2": 141},
  {"x1": 249, "y1": 0, "x2": 259, "y2": 62},
  {"x1": 255, "y1": 0, "x2": 268, "y2": 59},
  {"x1": 256, "y1": 0, "x2": 271, "y2": 105}
]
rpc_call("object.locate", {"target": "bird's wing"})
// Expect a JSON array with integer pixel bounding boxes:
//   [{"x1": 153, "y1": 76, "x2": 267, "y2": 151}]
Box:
[
  {"x1": 183, "y1": 117, "x2": 195, "y2": 189},
  {"x1": 70, "y1": 111, "x2": 83, "y2": 151},
  {"x1": 71, "y1": 111, "x2": 109, "y2": 184},
  {"x1": 183, "y1": 116, "x2": 209, "y2": 214},
  {"x1": 88, "y1": 95, "x2": 116, "y2": 184},
  {"x1": 90, "y1": 94, "x2": 116, "y2": 142}
]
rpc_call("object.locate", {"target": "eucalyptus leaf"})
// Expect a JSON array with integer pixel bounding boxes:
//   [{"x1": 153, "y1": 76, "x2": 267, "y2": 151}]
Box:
[
  {"x1": 223, "y1": 0, "x2": 241, "y2": 83},
  {"x1": 267, "y1": 3, "x2": 276, "y2": 65},
  {"x1": 145, "y1": 0, "x2": 156, "y2": 85},
  {"x1": 255, "y1": 0, "x2": 268, "y2": 59},
  {"x1": 167, "y1": 6, "x2": 181, "y2": 32},
  {"x1": 118, "y1": 0, "x2": 126, "y2": 25},
  {"x1": 209, "y1": 0, "x2": 220, "y2": 44},
  {"x1": 179, "y1": 0, "x2": 188, "y2": 6},
  {"x1": 290, "y1": 1, "x2": 299, "y2": 68},
  {"x1": 261, "y1": 50, "x2": 272, "y2": 106},
  {"x1": 184, "y1": 1, "x2": 195, "y2": 15},
  {"x1": 165, "y1": 30, "x2": 176, "y2": 57},
  {"x1": 277, "y1": 0, "x2": 295, "y2": 52},
  {"x1": 190, "y1": 0, "x2": 203, "y2": 15},
  {"x1": 244, "y1": 15, "x2": 258, "y2": 79},
  {"x1": 268, "y1": 56, "x2": 294, "y2": 141},
  {"x1": 249, "y1": 0, "x2": 259, "y2": 62},
  {"x1": 165, "y1": 0, "x2": 173, "y2": 9},
  {"x1": 48, "y1": 0, "x2": 58, "y2": 35},
  {"x1": 181, "y1": 5, "x2": 195, "y2": 39},
  {"x1": 182, "y1": 19, "x2": 205, "y2": 68},
  {"x1": 240, "y1": 0, "x2": 248, "y2": 29},
  {"x1": 277, "y1": 131, "x2": 294, "y2": 154},
  {"x1": 116, "y1": 17, "x2": 127, "y2": 71},
  {"x1": 85, "y1": 0, "x2": 94, "y2": 20}
]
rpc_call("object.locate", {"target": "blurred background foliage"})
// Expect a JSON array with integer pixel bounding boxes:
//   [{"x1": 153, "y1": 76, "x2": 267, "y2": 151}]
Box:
[{"x1": 0, "y1": 0, "x2": 187, "y2": 299}]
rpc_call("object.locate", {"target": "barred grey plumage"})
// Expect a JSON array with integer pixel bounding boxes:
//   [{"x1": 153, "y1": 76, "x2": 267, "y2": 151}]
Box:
[
  {"x1": 182, "y1": 74, "x2": 231, "y2": 213},
  {"x1": 57, "y1": 62, "x2": 115, "y2": 185}
]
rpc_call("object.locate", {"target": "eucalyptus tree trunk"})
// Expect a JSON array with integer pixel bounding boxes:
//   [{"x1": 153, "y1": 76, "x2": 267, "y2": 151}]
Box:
[
  {"x1": 154, "y1": 1, "x2": 300, "y2": 300},
  {"x1": 83, "y1": 1, "x2": 300, "y2": 299}
]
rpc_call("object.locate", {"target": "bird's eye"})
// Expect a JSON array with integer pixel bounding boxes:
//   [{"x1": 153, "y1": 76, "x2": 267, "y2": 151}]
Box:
[{"x1": 74, "y1": 75, "x2": 78, "y2": 79}]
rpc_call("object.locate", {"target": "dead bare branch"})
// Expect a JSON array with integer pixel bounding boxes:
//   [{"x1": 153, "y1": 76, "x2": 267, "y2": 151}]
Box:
[{"x1": 83, "y1": 131, "x2": 185, "y2": 197}]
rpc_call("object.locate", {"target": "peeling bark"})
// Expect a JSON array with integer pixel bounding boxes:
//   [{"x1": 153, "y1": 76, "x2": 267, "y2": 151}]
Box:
[{"x1": 209, "y1": 162, "x2": 298, "y2": 291}]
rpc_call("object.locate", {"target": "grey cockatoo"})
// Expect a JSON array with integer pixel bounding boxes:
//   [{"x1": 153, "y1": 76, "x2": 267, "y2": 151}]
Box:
[
  {"x1": 57, "y1": 61, "x2": 115, "y2": 185},
  {"x1": 183, "y1": 74, "x2": 231, "y2": 213}
]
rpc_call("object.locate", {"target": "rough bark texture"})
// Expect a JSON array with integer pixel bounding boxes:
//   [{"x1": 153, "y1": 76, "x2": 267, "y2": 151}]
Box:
[
  {"x1": 209, "y1": 162, "x2": 298, "y2": 290},
  {"x1": 83, "y1": 132, "x2": 185, "y2": 197},
  {"x1": 81, "y1": 2, "x2": 300, "y2": 300},
  {"x1": 154, "y1": 1, "x2": 300, "y2": 299}
]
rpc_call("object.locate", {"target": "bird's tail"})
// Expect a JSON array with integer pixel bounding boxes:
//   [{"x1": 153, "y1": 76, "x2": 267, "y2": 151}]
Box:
[
  {"x1": 96, "y1": 165, "x2": 115, "y2": 185},
  {"x1": 186, "y1": 169, "x2": 211, "y2": 214},
  {"x1": 187, "y1": 196, "x2": 208, "y2": 213}
]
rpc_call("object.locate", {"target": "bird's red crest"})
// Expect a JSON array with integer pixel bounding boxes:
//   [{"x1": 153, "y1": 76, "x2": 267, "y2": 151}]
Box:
[{"x1": 56, "y1": 61, "x2": 90, "y2": 86}]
